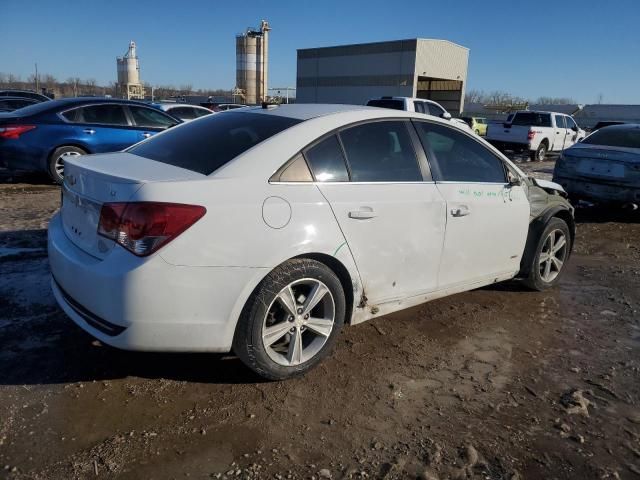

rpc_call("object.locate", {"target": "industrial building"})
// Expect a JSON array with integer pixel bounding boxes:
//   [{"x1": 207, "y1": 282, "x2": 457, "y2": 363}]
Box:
[
  {"x1": 235, "y1": 20, "x2": 270, "y2": 105},
  {"x1": 116, "y1": 41, "x2": 145, "y2": 100},
  {"x1": 296, "y1": 39, "x2": 469, "y2": 113}
]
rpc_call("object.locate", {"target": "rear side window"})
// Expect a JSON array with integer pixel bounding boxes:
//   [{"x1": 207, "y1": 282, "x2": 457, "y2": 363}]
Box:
[
  {"x1": 366, "y1": 99, "x2": 405, "y2": 111},
  {"x1": 340, "y1": 121, "x2": 422, "y2": 182},
  {"x1": 414, "y1": 121, "x2": 506, "y2": 183},
  {"x1": 129, "y1": 106, "x2": 177, "y2": 128},
  {"x1": 512, "y1": 112, "x2": 551, "y2": 127},
  {"x1": 128, "y1": 112, "x2": 302, "y2": 175},
  {"x1": 304, "y1": 135, "x2": 349, "y2": 182},
  {"x1": 71, "y1": 105, "x2": 128, "y2": 125},
  {"x1": 169, "y1": 107, "x2": 196, "y2": 120}
]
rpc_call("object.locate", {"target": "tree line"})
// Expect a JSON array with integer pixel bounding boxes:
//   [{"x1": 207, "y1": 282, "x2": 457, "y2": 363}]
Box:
[
  {"x1": 465, "y1": 89, "x2": 576, "y2": 106},
  {"x1": 0, "y1": 72, "x2": 232, "y2": 100}
]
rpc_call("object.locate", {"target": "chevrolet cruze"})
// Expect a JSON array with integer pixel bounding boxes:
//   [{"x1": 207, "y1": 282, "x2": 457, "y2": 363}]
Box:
[{"x1": 48, "y1": 104, "x2": 575, "y2": 380}]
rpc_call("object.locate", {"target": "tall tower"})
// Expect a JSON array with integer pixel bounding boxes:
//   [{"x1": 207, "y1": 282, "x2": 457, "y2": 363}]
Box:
[
  {"x1": 235, "y1": 20, "x2": 270, "y2": 105},
  {"x1": 116, "y1": 41, "x2": 145, "y2": 99}
]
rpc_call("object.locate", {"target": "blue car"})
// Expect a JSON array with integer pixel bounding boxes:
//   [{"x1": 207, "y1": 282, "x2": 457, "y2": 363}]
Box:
[{"x1": 0, "y1": 98, "x2": 180, "y2": 183}]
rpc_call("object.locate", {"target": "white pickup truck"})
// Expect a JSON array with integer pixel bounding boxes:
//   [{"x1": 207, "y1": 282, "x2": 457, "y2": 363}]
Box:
[{"x1": 486, "y1": 111, "x2": 586, "y2": 161}]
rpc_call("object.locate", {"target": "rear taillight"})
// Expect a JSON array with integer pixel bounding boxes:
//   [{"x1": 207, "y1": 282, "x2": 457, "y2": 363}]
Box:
[
  {"x1": 527, "y1": 131, "x2": 536, "y2": 140},
  {"x1": 98, "y1": 202, "x2": 206, "y2": 257},
  {"x1": 0, "y1": 125, "x2": 36, "y2": 139}
]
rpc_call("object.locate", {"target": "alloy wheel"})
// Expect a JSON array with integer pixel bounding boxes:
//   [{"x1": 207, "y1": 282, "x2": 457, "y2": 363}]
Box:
[
  {"x1": 55, "y1": 151, "x2": 82, "y2": 180},
  {"x1": 539, "y1": 229, "x2": 567, "y2": 283},
  {"x1": 262, "y1": 278, "x2": 335, "y2": 367}
]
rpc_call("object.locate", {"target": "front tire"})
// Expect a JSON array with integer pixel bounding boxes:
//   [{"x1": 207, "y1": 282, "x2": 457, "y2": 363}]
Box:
[
  {"x1": 523, "y1": 218, "x2": 571, "y2": 291},
  {"x1": 233, "y1": 259, "x2": 346, "y2": 380},
  {"x1": 48, "y1": 146, "x2": 87, "y2": 184}
]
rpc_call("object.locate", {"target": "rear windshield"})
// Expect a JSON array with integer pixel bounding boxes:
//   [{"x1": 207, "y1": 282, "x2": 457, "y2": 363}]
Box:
[
  {"x1": 511, "y1": 112, "x2": 551, "y2": 127},
  {"x1": 128, "y1": 112, "x2": 302, "y2": 175},
  {"x1": 366, "y1": 99, "x2": 405, "y2": 111},
  {"x1": 582, "y1": 127, "x2": 640, "y2": 149}
]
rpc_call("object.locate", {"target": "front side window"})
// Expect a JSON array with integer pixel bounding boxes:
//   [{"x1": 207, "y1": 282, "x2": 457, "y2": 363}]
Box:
[
  {"x1": 566, "y1": 116, "x2": 578, "y2": 130},
  {"x1": 128, "y1": 112, "x2": 302, "y2": 175},
  {"x1": 339, "y1": 121, "x2": 422, "y2": 182},
  {"x1": 414, "y1": 121, "x2": 506, "y2": 183},
  {"x1": 427, "y1": 103, "x2": 446, "y2": 117},
  {"x1": 414, "y1": 102, "x2": 425, "y2": 114},
  {"x1": 555, "y1": 115, "x2": 566, "y2": 129},
  {"x1": 69, "y1": 105, "x2": 128, "y2": 125},
  {"x1": 304, "y1": 135, "x2": 349, "y2": 182},
  {"x1": 129, "y1": 106, "x2": 177, "y2": 128}
]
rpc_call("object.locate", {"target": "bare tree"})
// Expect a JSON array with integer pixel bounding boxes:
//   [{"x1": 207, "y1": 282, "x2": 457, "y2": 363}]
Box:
[{"x1": 535, "y1": 96, "x2": 576, "y2": 105}]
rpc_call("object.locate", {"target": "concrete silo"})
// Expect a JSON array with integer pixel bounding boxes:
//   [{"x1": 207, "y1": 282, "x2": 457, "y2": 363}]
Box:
[
  {"x1": 235, "y1": 20, "x2": 270, "y2": 105},
  {"x1": 116, "y1": 41, "x2": 145, "y2": 100}
]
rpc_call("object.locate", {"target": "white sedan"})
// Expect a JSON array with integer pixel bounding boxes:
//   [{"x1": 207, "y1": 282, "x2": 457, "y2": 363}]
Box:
[
  {"x1": 152, "y1": 102, "x2": 213, "y2": 121},
  {"x1": 48, "y1": 104, "x2": 575, "y2": 380}
]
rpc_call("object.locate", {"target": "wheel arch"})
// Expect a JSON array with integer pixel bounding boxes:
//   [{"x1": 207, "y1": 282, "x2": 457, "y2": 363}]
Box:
[
  {"x1": 47, "y1": 143, "x2": 92, "y2": 161},
  {"x1": 292, "y1": 252, "x2": 355, "y2": 325},
  {"x1": 518, "y1": 205, "x2": 575, "y2": 277}
]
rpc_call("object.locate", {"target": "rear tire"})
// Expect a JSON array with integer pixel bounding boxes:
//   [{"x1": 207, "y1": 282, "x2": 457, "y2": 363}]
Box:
[
  {"x1": 233, "y1": 258, "x2": 346, "y2": 380},
  {"x1": 48, "y1": 146, "x2": 87, "y2": 184},
  {"x1": 523, "y1": 217, "x2": 571, "y2": 291},
  {"x1": 530, "y1": 142, "x2": 548, "y2": 162}
]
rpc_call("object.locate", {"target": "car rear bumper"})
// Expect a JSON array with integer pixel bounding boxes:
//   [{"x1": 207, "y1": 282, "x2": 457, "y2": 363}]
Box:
[
  {"x1": 0, "y1": 142, "x2": 47, "y2": 172},
  {"x1": 48, "y1": 213, "x2": 266, "y2": 352},
  {"x1": 553, "y1": 175, "x2": 640, "y2": 203}
]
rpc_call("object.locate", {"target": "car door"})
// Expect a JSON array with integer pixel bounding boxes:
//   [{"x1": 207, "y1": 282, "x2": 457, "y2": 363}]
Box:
[
  {"x1": 564, "y1": 116, "x2": 580, "y2": 148},
  {"x1": 311, "y1": 121, "x2": 447, "y2": 304},
  {"x1": 413, "y1": 120, "x2": 530, "y2": 288},
  {"x1": 553, "y1": 115, "x2": 567, "y2": 151},
  {"x1": 63, "y1": 104, "x2": 139, "y2": 152},
  {"x1": 127, "y1": 105, "x2": 178, "y2": 141}
]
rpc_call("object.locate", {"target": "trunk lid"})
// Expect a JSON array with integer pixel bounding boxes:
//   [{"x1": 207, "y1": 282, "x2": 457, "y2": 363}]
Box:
[
  {"x1": 61, "y1": 152, "x2": 205, "y2": 259},
  {"x1": 564, "y1": 145, "x2": 640, "y2": 184}
]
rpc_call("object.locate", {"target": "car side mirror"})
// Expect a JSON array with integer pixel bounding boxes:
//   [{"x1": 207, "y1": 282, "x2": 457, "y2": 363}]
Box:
[
  {"x1": 441, "y1": 112, "x2": 452, "y2": 120},
  {"x1": 577, "y1": 137, "x2": 583, "y2": 142},
  {"x1": 571, "y1": 126, "x2": 578, "y2": 132},
  {"x1": 507, "y1": 171, "x2": 521, "y2": 186}
]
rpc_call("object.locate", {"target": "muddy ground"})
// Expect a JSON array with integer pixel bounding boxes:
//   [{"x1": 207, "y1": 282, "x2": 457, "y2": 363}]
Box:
[{"x1": 0, "y1": 160, "x2": 639, "y2": 480}]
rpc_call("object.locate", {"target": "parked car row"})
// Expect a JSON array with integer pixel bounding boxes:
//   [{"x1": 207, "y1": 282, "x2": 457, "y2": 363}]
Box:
[{"x1": 0, "y1": 98, "x2": 180, "y2": 183}]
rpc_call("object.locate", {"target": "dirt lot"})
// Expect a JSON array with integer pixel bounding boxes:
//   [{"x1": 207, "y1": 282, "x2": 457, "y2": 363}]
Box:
[{"x1": 0, "y1": 161, "x2": 639, "y2": 480}]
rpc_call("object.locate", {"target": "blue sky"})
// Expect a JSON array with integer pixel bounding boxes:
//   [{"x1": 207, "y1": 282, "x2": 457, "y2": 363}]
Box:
[{"x1": 2, "y1": 0, "x2": 639, "y2": 103}]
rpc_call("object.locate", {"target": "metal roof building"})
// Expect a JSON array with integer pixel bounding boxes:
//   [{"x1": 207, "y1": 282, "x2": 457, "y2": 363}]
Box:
[{"x1": 296, "y1": 39, "x2": 469, "y2": 113}]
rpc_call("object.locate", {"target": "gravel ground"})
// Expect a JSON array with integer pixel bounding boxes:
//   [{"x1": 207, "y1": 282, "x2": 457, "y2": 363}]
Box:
[{"x1": 0, "y1": 160, "x2": 639, "y2": 480}]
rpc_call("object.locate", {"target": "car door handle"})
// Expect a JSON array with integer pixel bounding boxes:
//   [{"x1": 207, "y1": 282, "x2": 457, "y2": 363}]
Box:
[
  {"x1": 451, "y1": 205, "x2": 470, "y2": 217},
  {"x1": 142, "y1": 132, "x2": 152, "y2": 138},
  {"x1": 83, "y1": 129, "x2": 95, "y2": 135},
  {"x1": 348, "y1": 209, "x2": 376, "y2": 220}
]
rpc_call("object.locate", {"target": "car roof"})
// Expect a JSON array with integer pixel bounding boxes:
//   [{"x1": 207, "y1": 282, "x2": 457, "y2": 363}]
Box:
[
  {"x1": 244, "y1": 103, "x2": 383, "y2": 120},
  {"x1": 596, "y1": 123, "x2": 640, "y2": 131},
  {"x1": 153, "y1": 102, "x2": 210, "y2": 109},
  {"x1": 0, "y1": 96, "x2": 38, "y2": 101},
  {"x1": 369, "y1": 96, "x2": 438, "y2": 104}
]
